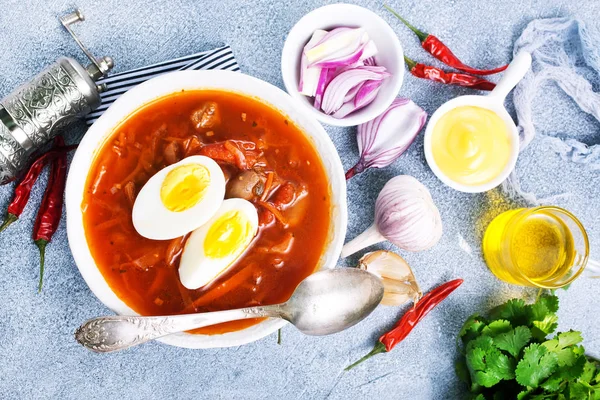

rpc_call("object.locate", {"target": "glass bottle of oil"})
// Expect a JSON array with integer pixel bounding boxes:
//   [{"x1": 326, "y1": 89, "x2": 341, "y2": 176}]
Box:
[{"x1": 482, "y1": 206, "x2": 589, "y2": 289}]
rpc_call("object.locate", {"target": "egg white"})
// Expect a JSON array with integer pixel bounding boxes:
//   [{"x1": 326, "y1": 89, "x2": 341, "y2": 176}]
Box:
[
  {"x1": 132, "y1": 155, "x2": 226, "y2": 240},
  {"x1": 178, "y1": 198, "x2": 259, "y2": 290}
]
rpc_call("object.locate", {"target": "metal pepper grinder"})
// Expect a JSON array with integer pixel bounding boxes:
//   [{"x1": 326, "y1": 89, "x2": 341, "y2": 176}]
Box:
[{"x1": 0, "y1": 9, "x2": 113, "y2": 184}]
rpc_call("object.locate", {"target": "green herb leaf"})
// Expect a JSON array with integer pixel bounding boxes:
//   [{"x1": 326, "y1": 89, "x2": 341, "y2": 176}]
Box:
[
  {"x1": 515, "y1": 343, "x2": 559, "y2": 388},
  {"x1": 490, "y1": 298, "x2": 528, "y2": 327},
  {"x1": 456, "y1": 358, "x2": 471, "y2": 384},
  {"x1": 580, "y1": 360, "x2": 599, "y2": 384},
  {"x1": 468, "y1": 335, "x2": 495, "y2": 352},
  {"x1": 543, "y1": 331, "x2": 584, "y2": 367},
  {"x1": 555, "y1": 331, "x2": 583, "y2": 349},
  {"x1": 566, "y1": 381, "x2": 592, "y2": 399},
  {"x1": 460, "y1": 314, "x2": 488, "y2": 344},
  {"x1": 538, "y1": 295, "x2": 559, "y2": 314},
  {"x1": 540, "y1": 374, "x2": 563, "y2": 392},
  {"x1": 557, "y1": 352, "x2": 586, "y2": 381},
  {"x1": 473, "y1": 354, "x2": 514, "y2": 388},
  {"x1": 525, "y1": 295, "x2": 559, "y2": 340},
  {"x1": 482, "y1": 320, "x2": 513, "y2": 338},
  {"x1": 531, "y1": 314, "x2": 559, "y2": 340},
  {"x1": 467, "y1": 336, "x2": 515, "y2": 388},
  {"x1": 494, "y1": 326, "x2": 533, "y2": 358},
  {"x1": 468, "y1": 347, "x2": 489, "y2": 372}
]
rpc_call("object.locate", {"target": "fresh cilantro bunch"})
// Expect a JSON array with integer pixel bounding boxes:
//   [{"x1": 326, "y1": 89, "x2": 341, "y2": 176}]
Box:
[{"x1": 456, "y1": 294, "x2": 600, "y2": 399}]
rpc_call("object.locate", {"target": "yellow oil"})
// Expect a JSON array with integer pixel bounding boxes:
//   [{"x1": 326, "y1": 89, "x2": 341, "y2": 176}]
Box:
[{"x1": 483, "y1": 208, "x2": 576, "y2": 287}]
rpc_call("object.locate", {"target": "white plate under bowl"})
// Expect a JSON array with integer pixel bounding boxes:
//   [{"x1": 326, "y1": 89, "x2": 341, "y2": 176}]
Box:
[{"x1": 65, "y1": 70, "x2": 348, "y2": 349}]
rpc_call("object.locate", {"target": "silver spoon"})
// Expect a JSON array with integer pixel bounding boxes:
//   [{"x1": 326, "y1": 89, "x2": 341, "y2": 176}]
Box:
[{"x1": 75, "y1": 268, "x2": 383, "y2": 353}]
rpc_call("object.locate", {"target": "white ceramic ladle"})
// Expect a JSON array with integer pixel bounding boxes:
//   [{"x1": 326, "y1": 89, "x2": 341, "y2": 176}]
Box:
[{"x1": 424, "y1": 51, "x2": 532, "y2": 193}]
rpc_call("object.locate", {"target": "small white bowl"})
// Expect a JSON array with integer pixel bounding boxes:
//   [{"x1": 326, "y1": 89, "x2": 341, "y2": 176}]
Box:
[
  {"x1": 281, "y1": 3, "x2": 404, "y2": 127},
  {"x1": 424, "y1": 52, "x2": 532, "y2": 193},
  {"x1": 65, "y1": 70, "x2": 348, "y2": 349}
]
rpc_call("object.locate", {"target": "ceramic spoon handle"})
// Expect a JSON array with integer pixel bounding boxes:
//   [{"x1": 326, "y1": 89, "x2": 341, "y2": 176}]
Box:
[
  {"x1": 489, "y1": 51, "x2": 532, "y2": 101},
  {"x1": 75, "y1": 305, "x2": 285, "y2": 353}
]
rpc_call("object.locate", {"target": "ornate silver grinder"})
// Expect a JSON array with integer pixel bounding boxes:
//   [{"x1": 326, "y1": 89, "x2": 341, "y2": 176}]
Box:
[{"x1": 0, "y1": 9, "x2": 114, "y2": 184}]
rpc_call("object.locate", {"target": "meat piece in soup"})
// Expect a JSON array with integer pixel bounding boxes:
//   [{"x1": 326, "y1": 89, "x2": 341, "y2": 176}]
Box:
[
  {"x1": 191, "y1": 101, "x2": 221, "y2": 130},
  {"x1": 82, "y1": 90, "x2": 331, "y2": 335}
]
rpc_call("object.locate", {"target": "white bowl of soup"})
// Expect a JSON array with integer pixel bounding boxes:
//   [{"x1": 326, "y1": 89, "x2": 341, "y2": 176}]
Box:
[{"x1": 65, "y1": 70, "x2": 347, "y2": 349}]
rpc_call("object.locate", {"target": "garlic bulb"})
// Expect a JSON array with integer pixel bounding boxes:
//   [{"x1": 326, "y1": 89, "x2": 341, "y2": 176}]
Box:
[
  {"x1": 341, "y1": 175, "x2": 442, "y2": 257},
  {"x1": 358, "y1": 250, "x2": 421, "y2": 306}
]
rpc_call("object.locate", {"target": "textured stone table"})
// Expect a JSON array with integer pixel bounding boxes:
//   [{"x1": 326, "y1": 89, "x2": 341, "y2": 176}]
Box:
[{"x1": 0, "y1": 0, "x2": 598, "y2": 399}]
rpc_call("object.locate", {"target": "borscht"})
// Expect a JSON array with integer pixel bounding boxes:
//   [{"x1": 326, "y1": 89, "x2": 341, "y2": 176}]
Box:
[{"x1": 82, "y1": 90, "x2": 331, "y2": 334}]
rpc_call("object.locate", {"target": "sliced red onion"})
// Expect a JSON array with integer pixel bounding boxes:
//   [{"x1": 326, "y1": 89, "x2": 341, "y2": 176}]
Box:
[
  {"x1": 346, "y1": 98, "x2": 427, "y2": 179},
  {"x1": 321, "y1": 67, "x2": 390, "y2": 115},
  {"x1": 313, "y1": 67, "x2": 332, "y2": 110},
  {"x1": 298, "y1": 28, "x2": 393, "y2": 119},
  {"x1": 313, "y1": 27, "x2": 352, "y2": 46},
  {"x1": 333, "y1": 81, "x2": 382, "y2": 119},
  {"x1": 331, "y1": 101, "x2": 358, "y2": 119},
  {"x1": 299, "y1": 30, "x2": 328, "y2": 96},
  {"x1": 344, "y1": 81, "x2": 366, "y2": 103},
  {"x1": 306, "y1": 28, "x2": 370, "y2": 68},
  {"x1": 363, "y1": 56, "x2": 376, "y2": 66},
  {"x1": 354, "y1": 80, "x2": 383, "y2": 108},
  {"x1": 311, "y1": 40, "x2": 377, "y2": 69},
  {"x1": 361, "y1": 41, "x2": 378, "y2": 61}
]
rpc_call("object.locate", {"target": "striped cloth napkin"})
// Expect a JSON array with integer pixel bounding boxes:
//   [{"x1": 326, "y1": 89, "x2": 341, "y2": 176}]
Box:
[{"x1": 85, "y1": 45, "x2": 240, "y2": 125}]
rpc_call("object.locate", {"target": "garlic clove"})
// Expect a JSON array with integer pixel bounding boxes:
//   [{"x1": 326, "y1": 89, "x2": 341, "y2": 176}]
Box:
[
  {"x1": 380, "y1": 279, "x2": 421, "y2": 306},
  {"x1": 359, "y1": 250, "x2": 412, "y2": 280},
  {"x1": 357, "y1": 250, "x2": 421, "y2": 306}
]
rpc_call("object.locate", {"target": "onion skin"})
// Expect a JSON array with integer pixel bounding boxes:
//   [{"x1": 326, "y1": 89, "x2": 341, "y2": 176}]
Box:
[{"x1": 346, "y1": 98, "x2": 427, "y2": 179}]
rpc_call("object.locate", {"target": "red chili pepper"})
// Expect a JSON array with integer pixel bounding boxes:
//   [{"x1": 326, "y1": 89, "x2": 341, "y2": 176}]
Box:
[
  {"x1": 405, "y1": 56, "x2": 496, "y2": 91},
  {"x1": 0, "y1": 145, "x2": 77, "y2": 232},
  {"x1": 384, "y1": 5, "x2": 507, "y2": 76},
  {"x1": 33, "y1": 137, "x2": 69, "y2": 292},
  {"x1": 345, "y1": 278, "x2": 463, "y2": 370}
]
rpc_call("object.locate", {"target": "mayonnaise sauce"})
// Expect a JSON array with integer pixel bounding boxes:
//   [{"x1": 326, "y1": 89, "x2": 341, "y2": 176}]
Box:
[{"x1": 431, "y1": 106, "x2": 511, "y2": 186}]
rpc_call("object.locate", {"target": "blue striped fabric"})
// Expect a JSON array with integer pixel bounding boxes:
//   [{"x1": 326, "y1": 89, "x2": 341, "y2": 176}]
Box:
[{"x1": 85, "y1": 45, "x2": 240, "y2": 125}]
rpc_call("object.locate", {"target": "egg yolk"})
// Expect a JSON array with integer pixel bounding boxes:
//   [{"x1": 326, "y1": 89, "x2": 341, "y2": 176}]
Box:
[
  {"x1": 203, "y1": 211, "x2": 253, "y2": 259},
  {"x1": 160, "y1": 164, "x2": 210, "y2": 212},
  {"x1": 431, "y1": 106, "x2": 511, "y2": 186}
]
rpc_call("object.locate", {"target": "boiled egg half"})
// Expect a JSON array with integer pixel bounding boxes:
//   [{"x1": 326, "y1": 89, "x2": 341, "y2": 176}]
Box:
[
  {"x1": 179, "y1": 198, "x2": 259, "y2": 290},
  {"x1": 132, "y1": 156, "x2": 225, "y2": 240}
]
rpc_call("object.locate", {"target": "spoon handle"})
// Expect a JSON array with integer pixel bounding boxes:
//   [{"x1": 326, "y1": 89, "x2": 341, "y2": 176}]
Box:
[
  {"x1": 75, "y1": 305, "x2": 284, "y2": 353},
  {"x1": 489, "y1": 51, "x2": 532, "y2": 101}
]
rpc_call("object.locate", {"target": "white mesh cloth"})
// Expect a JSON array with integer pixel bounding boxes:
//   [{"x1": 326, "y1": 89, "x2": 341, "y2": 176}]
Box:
[{"x1": 502, "y1": 18, "x2": 600, "y2": 203}]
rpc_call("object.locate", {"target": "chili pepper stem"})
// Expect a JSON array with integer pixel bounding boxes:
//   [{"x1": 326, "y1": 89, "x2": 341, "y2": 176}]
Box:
[
  {"x1": 403, "y1": 56, "x2": 417, "y2": 71},
  {"x1": 0, "y1": 213, "x2": 18, "y2": 232},
  {"x1": 345, "y1": 341, "x2": 387, "y2": 371},
  {"x1": 277, "y1": 328, "x2": 282, "y2": 345},
  {"x1": 383, "y1": 5, "x2": 429, "y2": 42},
  {"x1": 35, "y1": 239, "x2": 48, "y2": 293}
]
